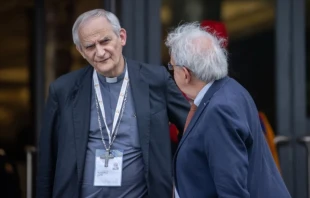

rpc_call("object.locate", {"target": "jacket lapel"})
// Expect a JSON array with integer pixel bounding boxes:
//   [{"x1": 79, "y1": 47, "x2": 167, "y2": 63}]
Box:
[
  {"x1": 175, "y1": 77, "x2": 230, "y2": 156},
  {"x1": 127, "y1": 59, "x2": 151, "y2": 178},
  {"x1": 72, "y1": 66, "x2": 93, "y2": 183}
]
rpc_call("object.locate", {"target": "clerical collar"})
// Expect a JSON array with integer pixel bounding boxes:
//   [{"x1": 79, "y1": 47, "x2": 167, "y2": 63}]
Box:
[{"x1": 97, "y1": 64, "x2": 127, "y2": 84}]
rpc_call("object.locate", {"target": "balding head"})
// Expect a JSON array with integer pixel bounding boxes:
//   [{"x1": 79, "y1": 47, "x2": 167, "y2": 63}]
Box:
[{"x1": 165, "y1": 22, "x2": 228, "y2": 83}]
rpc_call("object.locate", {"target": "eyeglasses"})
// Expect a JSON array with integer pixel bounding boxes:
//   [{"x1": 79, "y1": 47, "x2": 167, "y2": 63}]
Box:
[
  {"x1": 167, "y1": 62, "x2": 173, "y2": 71},
  {"x1": 167, "y1": 62, "x2": 183, "y2": 71}
]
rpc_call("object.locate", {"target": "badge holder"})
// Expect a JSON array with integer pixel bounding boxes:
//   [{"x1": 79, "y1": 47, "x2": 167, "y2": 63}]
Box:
[{"x1": 94, "y1": 149, "x2": 123, "y2": 186}]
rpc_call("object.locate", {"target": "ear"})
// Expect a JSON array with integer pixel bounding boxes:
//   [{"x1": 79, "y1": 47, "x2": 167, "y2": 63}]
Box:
[
  {"x1": 119, "y1": 28, "x2": 127, "y2": 46},
  {"x1": 76, "y1": 45, "x2": 86, "y2": 59},
  {"x1": 182, "y1": 67, "x2": 191, "y2": 84}
]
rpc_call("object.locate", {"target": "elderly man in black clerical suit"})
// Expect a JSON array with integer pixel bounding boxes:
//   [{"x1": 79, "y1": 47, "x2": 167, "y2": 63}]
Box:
[{"x1": 36, "y1": 9, "x2": 189, "y2": 198}]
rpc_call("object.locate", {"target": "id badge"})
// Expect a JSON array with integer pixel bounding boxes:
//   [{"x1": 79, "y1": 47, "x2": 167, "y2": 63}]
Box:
[{"x1": 94, "y1": 149, "x2": 123, "y2": 186}]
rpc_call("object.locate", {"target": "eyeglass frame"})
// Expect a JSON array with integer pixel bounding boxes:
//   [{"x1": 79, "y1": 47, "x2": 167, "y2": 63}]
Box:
[
  {"x1": 167, "y1": 62, "x2": 183, "y2": 71},
  {"x1": 167, "y1": 62, "x2": 192, "y2": 73}
]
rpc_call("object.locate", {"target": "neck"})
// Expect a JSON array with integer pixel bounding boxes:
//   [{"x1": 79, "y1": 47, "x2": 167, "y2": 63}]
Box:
[
  {"x1": 185, "y1": 81, "x2": 207, "y2": 101},
  {"x1": 100, "y1": 57, "x2": 125, "y2": 77}
]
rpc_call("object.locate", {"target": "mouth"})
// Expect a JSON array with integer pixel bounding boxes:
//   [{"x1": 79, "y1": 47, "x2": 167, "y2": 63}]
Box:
[{"x1": 96, "y1": 57, "x2": 109, "y2": 63}]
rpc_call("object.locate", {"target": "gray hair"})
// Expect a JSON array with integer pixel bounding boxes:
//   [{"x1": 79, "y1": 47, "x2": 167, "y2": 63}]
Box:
[
  {"x1": 165, "y1": 22, "x2": 228, "y2": 82},
  {"x1": 72, "y1": 9, "x2": 121, "y2": 48}
]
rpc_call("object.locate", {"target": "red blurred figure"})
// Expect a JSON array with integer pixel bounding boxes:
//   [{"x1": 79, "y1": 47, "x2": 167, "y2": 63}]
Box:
[{"x1": 200, "y1": 20, "x2": 228, "y2": 48}]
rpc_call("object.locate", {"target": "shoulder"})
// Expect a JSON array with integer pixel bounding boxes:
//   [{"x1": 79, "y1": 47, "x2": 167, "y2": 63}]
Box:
[
  {"x1": 201, "y1": 78, "x2": 257, "y2": 122},
  {"x1": 210, "y1": 78, "x2": 253, "y2": 106},
  {"x1": 204, "y1": 78, "x2": 259, "y2": 127},
  {"x1": 50, "y1": 65, "x2": 92, "y2": 95}
]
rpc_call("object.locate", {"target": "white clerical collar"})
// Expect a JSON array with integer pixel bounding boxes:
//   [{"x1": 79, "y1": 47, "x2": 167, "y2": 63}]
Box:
[
  {"x1": 106, "y1": 77, "x2": 118, "y2": 83},
  {"x1": 98, "y1": 62, "x2": 127, "y2": 84}
]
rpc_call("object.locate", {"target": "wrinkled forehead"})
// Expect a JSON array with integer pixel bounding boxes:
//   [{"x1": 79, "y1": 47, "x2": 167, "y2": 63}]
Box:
[{"x1": 78, "y1": 17, "x2": 114, "y2": 38}]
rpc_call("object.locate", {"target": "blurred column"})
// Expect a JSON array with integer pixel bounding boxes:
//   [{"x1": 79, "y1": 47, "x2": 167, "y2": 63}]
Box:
[
  {"x1": 276, "y1": 0, "x2": 307, "y2": 197},
  {"x1": 45, "y1": 0, "x2": 74, "y2": 87},
  {"x1": 120, "y1": 0, "x2": 162, "y2": 65},
  {"x1": 103, "y1": 0, "x2": 116, "y2": 13},
  {"x1": 291, "y1": 0, "x2": 307, "y2": 197},
  {"x1": 29, "y1": 0, "x2": 46, "y2": 197},
  {"x1": 34, "y1": 0, "x2": 46, "y2": 145}
]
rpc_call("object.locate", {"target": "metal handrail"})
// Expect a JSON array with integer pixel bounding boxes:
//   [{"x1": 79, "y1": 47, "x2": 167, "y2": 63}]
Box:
[
  {"x1": 25, "y1": 146, "x2": 36, "y2": 198},
  {"x1": 298, "y1": 137, "x2": 310, "y2": 198}
]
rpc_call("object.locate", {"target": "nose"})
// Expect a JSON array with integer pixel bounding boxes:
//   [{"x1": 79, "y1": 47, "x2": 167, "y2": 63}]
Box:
[{"x1": 95, "y1": 45, "x2": 105, "y2": 57}]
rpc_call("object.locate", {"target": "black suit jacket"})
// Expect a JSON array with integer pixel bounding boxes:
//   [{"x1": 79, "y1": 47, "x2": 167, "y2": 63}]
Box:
[{"x1": 36, "y1": 59, "x2": 190, "y2": 198}]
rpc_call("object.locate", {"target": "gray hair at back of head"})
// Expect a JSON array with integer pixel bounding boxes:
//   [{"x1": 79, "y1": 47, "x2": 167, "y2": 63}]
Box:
[
  {"x1": 72, "y1": 9, "x2": 121, "y2": 48},
  {"x1": 165, "y1": 22, "x2": 228, "y2": 82}
]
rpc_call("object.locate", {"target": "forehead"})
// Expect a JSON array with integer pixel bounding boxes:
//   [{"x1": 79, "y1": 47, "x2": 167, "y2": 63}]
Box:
[{"x1": 78, "y1": 17, "x2": 114, "y2": 41}]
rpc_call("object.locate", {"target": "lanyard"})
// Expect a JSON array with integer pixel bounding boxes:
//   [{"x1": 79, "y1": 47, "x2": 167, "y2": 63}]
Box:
[{"x1": 92, "y1": 68, "x2": 129, "y2": 145}]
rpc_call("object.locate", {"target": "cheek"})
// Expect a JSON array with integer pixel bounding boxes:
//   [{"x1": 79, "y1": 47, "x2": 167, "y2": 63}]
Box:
[
  {"x1": 112, "y1": 41, "x2": 123, "y2": 52},
  {"x1": 84, "y1": 52, "x2": 94, "y2": 60},
  {"x1": 105, "y1": 45, "x2": 118, "y2": 56},
  {"x1": 115, "y1": 45, "x2": 122, "y2": 55},
  {"x1": 174, "y1": 73, "x2": 182, "y2": 85}
]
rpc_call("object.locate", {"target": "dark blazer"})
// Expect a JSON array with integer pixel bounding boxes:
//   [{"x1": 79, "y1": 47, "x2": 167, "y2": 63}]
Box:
[
  {"x1": 175, "y1": 77, "x2": 291, "y2": 198},
  {"x1": 36, "y1": 59, "x2": 190, "y2": 198}
]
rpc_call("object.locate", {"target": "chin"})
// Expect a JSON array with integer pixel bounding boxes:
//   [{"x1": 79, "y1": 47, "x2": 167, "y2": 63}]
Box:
[{"x1": 94, "y1": 64, "x2": 113, "y2": 74}]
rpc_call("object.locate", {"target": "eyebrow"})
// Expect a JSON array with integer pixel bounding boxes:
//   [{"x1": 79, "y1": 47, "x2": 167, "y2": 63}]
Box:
[
  {"x1": 99, "y1": 36, "x2": 110, "y2": 42},
  {"x1": 84, "y1": 36, "x2": 111, "y2": 48},
  {"x1": 85, "y1": 43, "x2": 95, "y2": 48}
]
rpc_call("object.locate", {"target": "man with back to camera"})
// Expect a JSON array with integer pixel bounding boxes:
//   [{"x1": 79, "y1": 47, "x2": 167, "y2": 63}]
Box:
[
  {"x1": 165, "y1": 22, "x2": 291, "y2": 198},
  {"x1": 36, "y1": 9, "x2": 190, "y2": 198}
]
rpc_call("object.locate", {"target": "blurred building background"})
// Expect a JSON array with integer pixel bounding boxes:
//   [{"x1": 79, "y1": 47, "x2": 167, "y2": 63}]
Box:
[{"x1": 0, "y1": 0, "x2": 309, "y2": 197}]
